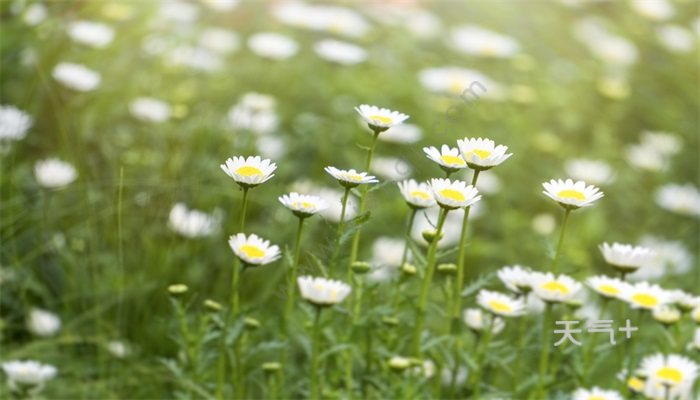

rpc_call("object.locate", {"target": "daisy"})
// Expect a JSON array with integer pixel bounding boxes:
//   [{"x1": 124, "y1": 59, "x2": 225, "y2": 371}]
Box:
[
  {"x1": 630, "y1": 0, "x2": 674, "y2": 20},
  {"x1": 477, "y1": 289, "x2": 526, "y2": 317},
  {"x1": 655, "y1": 183, "x2": 700, "y2": 218},
  {"x1": 67, "y1": 20, "x2": 115, "y2": 49},
  {"x1": 247, "y1": 32, "x2": 298, "y2": 60},
  {"x1": 572, "y1": 387, "x2": 623, "y2": 400},
  {"x1": 653, "y1": 306, "x2": 681, "y2": 326},
  {"x1": 629, "y1": 236, "x2": 693, "y2": 280},
  {"x1": 668, "y1": 289, "x2": 699, "y2": 312},
  {"x1": 297, "y1": 276, "x2": 351, "y2": 307},
  {"x1": 428, "y1": 178, "x2": 481, "y2": 210},
  {"x1": 355, "y1": 104, "x2": 409, "y2": 133},
  {"x1": 26, "y1": 309, "x2": 61, "y2": 337},
  {"x1": 457, "y1": 137, "x2": 512, "y2": 171},
  {"x1": 377, "y1": 123, "x2": 422, "y2": 144},
  {"x1": 199, "y1": 27, "x2": 239, "y2": 55},
  {"x1": 52, "y1": 62, "x2": 101, "y2": 92},
  {"x1": 620, "y1": 281, "x2": 671, "y2": 310},
  {"x1": 397, "y1": 179, "x2": 436, "y2": 209},
  {"x1": 497, "y1": 265, "x2": 535, "y2": 295},
  {"x1": 450, "y1": 25, "x2": 519, "y2": 58},
  {"x1": 228, "y1": 92, "x2": 279, "y2": 135},
  {"x1": 639, "y1": 353, "x2": 698, "y2": 400},
  {"x1": 586, "y1": 275, "x2": 628, "y2": 299},
  {"x1": 278, "y1": 192, "x2": 327, "y2": 218},
  {"x1": 129, "y1": 97, "x2": 171, "y2": 123},
  {"x1": 424, "y1": 145, "x2": 467, "y2": 174},
  {"x1": 220, "y1": 156, "x2": 276, "y2": 188},
  {"x1": 0, "y1": 105, "x2": 32, "y2": 141},
  {"x1": 564, "y1": 158, "x2": 615, "y2": 185},
  {"x1": 418, "y1": 66, "x2": 503, "y2": 98},
  {"x1": 314, "y1": 39, "x2": 367, "y2": 65},
  {"x1": 34, "y1": 158, "x2": 77, "y2": 189},
  {"x1": 657, "y1": 25, "x2": 694, "y2": 54},
  {"x1": 463, "y1": 308, "x2": 505, "y2": 334},
  {"x1": 599, "y1": 242, "x2": 655, "y2": 273},
  {"x1": 324, "y1": 166, "x2": 378, "y2": 188},
  {"x1": 168, "y1": 203, "x2": 220, "y2": 238},
  {"x1": 228, "y1": 233, "x2": 281, "y2": 266},
  {"x1": 531, "y1": 272, "x2": 582, "y2": 303},
  {"x1": 1, "y1": 360, "x2": 57, "y2": 393},
  {"x1": 692, "y1": 307, "x2": 700, "y2": 324},
  {"x1": 542, "y1": 179, "x2": 604, "y2": 210},
  {"x1": 641, "y1": 131, "x2": 681, "y2": 156}
]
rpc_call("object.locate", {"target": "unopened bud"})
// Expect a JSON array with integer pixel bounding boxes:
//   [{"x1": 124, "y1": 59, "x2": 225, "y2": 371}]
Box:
[
  {"x1": 351, "y1": 261, "x2": 371, "y2": 274},
  {"x1": 244, "y1": 317, "x2": 261, "y2": 330},
  {"x1": 168, "y1": 284, "x2": 188, "y2": 296},
  {"x1": 401, "y1": 263, "x2": 417, "y2": 275},
  {"x1": 382, "y1": 316, "x2": 399, "y2": 326},
  {"x1": 437, "y1": 263, "x2": 457, "y2": 275},
  {"x1": 388, "y1": 356, "x2": 411, "y2": 371},
  {"x1": 422, "y1": 230, "x2": 442, "y2": 244},
  {"x1": 204, "y1": 299, "x2": 222, "y2": 312},
  {"x1": 262, "y1": 362, "x2": 281, "y2": 373}
]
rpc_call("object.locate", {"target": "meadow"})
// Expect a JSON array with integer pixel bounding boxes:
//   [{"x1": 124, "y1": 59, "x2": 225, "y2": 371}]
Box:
[{"x1": 0, "y1": 0, "x2": 699, "y2": 399}]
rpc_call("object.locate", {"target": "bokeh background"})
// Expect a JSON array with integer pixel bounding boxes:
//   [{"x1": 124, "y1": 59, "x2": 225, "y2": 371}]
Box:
[{"x1": 1, "y1": 0, "x2": 698, "y2": 398}]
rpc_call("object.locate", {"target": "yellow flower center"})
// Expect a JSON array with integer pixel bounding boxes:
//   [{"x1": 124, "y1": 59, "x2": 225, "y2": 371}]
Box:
[
  {"x1": 588, "y1": 396, "x2": 606, "y2": 400},
  {"x1": 632, "y1": 293, "x2": 658, "y2": 308},
  {"x1": 369, "y1": 115, "x2": 392, "y2": 125},
  {"x1": 240, "y1": 244, "x2": 265, "y2": 259},
  {"x1": 627, "y1": 377, "x2": 644, "y2": 392},
  {"x1": 599, "y1": 284, "x2": 619, "y2": 295},
  {"x1": 542, "y1": 281, "x2": 570, "y2": 294},
  {"x1": 557, "y1": 190, "x2": 585, "y2": 200},
  {"x1": 467, "y1": 149, "x2": 492, "y2": 160},
  {"x1": 236, "y1": 166, "x2": 263, "y2": 177},
  {"x1": 440, "y1": 155, "x2": 466, "y2": 166},
  {"x1": 656, "y1": 367, "x2": 683, "y2": 384},
  {"x1": 440, "y1": 188, "x2": 465, "y2": 202},
  {"x1": 410, "y1": 191, "x2": 431, "y2": 200},
  {"x1": 343, "y1": 173, "x2": 364, "y2": 182},
  {"x1": 488, "y1": 300, "x2": 513, "y2": 314},
  {"x1": 329, "y1": 288, "x2": 338, "y2": 301},
  {"x1": 449, "y1": 79, "x2": 463, "y2": 95},
  {"x1": 293, "y1": 201, "x2": 314, "y2": 209}
]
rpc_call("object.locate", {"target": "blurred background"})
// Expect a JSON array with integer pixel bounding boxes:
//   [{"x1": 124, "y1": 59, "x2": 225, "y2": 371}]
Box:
[{"x1": 1, "y1": 0, "x2": 698, "y2": 397}]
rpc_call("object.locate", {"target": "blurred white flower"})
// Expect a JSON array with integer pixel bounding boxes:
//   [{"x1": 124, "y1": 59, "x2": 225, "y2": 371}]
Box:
[
  {"x1": 418, "y1": 66, "x2": 503, "y2": 98},
  {"x1": 655, "y1": 184, "x2": 700, "y2": 218},
  {"x1": 640, "y1": 131, "x2": 681, "y2": 156},
  {"x1": 314, "y1": 39, "x2": 367, "y2": 65},
  {"x1": 106, "y1": 340, "x2": 129, "y2": 358},
  {"x1": 67, "y1": 20, "x2": 115, "y2": 49},
  {"x1": 256, "y1": 135, "x2": 286, "y2": 160},
  {"x1": 574, "y1": 18, "x2": 638, "y2": 67},
  {"x1": 498, "y1": 265, "x2": 535, "y2": 295},
  {"x1": 564, "y1": 158, "x2": 614, "y2": 185},
  {"x1": 477, "y1": 289, "x2": 526, "y2": 317},
  {"x1": 638, "y1": 353, "x2": 698, "y2": 400},
  {"x1": 628, "y1": 236, "x2": 692, "y2": 280},
  {"x1": 362, "y1": 4, "x2": 441, "y2": 39},
  {"x1": 23, "y1": 3, "x2": 47, "y2": 26},
  {"x1": 531, "y1": 272, "x2": 582, "y2": 303},
  {"x1": 129, "y1": 97, "x2": 171, "y2": 123},
  {"x1": 450, "y1": 25, "x2": 519, "y2": 58},
  {"x1": 625, "y1": 143, "x2": 666, "y2": 172},
  {"x1": 599, "y1": 242, "x2": 655, "y2": 273},
  {"x1": 0, "y1": 105, "x2": 32, "y2": 141},
  {"x1": 441, "y1": 365, "x2": 468, "y2": 387},
  {"x1": 630, "y1": 0, "x2": 673, "y2": 20},
  {"x1": 371, "y1": 236, "x2": 405, "y2": 268},
  {"x1": 317, "y1": 187, "x2": 358, "y2": 222},
  {"x1": 34, "y1": 158, "x2": 77, "y2": 189},
  {"x1": 411, "y1": 207, "x2": 480, "y2": 248},
  {"x1": 472, "y1": 171, "x2": 501, "y2": 195},
  {"x1": 198, "y1": 0, "x2": 239, "y2": 11},
  {"x1": 158, "y1": 0, "x2": 200, "y2": 24},
  {"x1": 398, "y1": 179, "x2": 436, "y2": 209},
  {"x1": 620, "y1": 281, "x2": 671, "y2": 310},
  {"x1": 26, "y1": 308, "x2": 61, "y2": 337},
  {"x1": 657, "y1": 25, "x2": 694, "y2": 54},
  {"x1": 273, "y1": 3, "x2": 370, "y2": 38},
  {"x1": 52, "y1": 62, "x2": 101, "y2": 92},
  {"x1": 377, "y1": 123, "x2": 422, "y2": 144},
  {"x1": 572, "y1": 387, "x2": 623, "y2": 400},
  {"x1": 248, "y1": 32, "x2": 298, "y2": 60},
  {"x1": 168, "y1": 203, "x2": 220, "y2": 238},
  {"x1": 199, "y1": 28, "x2": 239, "y2": 55},
  {"x1": 297, "y1": 276, "x2": 351, "y2": 306},
  {"x1": 228, "y1": 92, "x2": 279, "y2": 135},
  {"x1": 370, "y1": 156, "x2": 412, "y2": 181},
  {"x1": 1, "y1": 360, "x2": 57, "y2": 393},
  {"x1": 693, "y1": 18, "x2": 700, "y2": 37},
  {"x1": 168, "y1": 46, "x2": 223, "y2": 72},
  {"x1": 463, "y1": 308, "x2": 505, "y2": 334},
  {"x1": 531, "y1": 213, "x2": 556, "y2": 236}
]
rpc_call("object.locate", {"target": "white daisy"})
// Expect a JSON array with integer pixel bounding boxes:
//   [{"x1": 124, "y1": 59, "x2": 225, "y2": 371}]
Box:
[
  {"x1": 629, "y1": 236, "x2": 693, "y2": 280},
  {"x1": 220, "y1": 156, "x2": 276, "y2": 188},
  {"x1": 418, "y1": 66, "x2": 503, "y2": 98},
  {"x1": 630, "y1": 0, "x2": 674, "y2": 20},
  {"x1": 297, "y1": 276, "x2": 351, "y2": 306},
  {"x1": 657, "y1": 25, "x2": 694, "y2": 54},
  {"x1": 463, "y1": 308, "x2": 505, "y2": 334},
  {"x1": 324, "y1": 166, "x2": 378, "y2": 188},
  {"x1": 531, "y1": 272, "x2": 582, "y2": 303},
  {"x1": 248, "y1": 32, "x2": 298, "y2": 60},
  {"x1": 456, "y1": 137, "x2": 512, "y2": 170},
  {"x1": 22, "y1": 3, "x2": 47, "y2": 26},
  {"x1": 0, "y1": 105, "x2": 32, "y2": 141},
  {"x1": 228, "y1": 233, "x2": 281, "y2": 266},
  {"x1": 586, "y1": 275, "x2": 628, "y2": 299},
  {"x1": 34, "y1": 158, "x2": 77, "y2": 189},
  {"x1": 572, "y1": 387, "x2": 623, "y2": 400},
  {"x1": 314, "y1": 39, "x2": 367, "y2": 65},
  {"x1": 626, "y1": 143, "x2": 667, "y2": 172},
  {"x1": 497, "y1": 265, "x2": 535, "y2": 294},
  {"x1": 67, "y1": 20, "x2": 115, "y2": 49},
  {"x1": 640, "y1": 131, "x2": 681, "y2": 156},
  {"x1": 620, "y1": 281, "x2": 671, "y2": 310},
  {"x1": 655, "y1": 183, "x2": 700, "y2": 218},
  {"x1": 228, "y1": 92, "x2": 279, "y2": 135},
  {"x1": 477, "y1": 289, "x2": 526, "y2": 317},
  {"x1": 52, "y1": 62, "x2": 101, "y2": 92},
  {"x1": 531, "y1": 213, "x2": 556, "y2": 236},
  {"x1": 371, "y1": 236, "x2": 405, "y2": 269},
  {"x1": 278, "y1": 192, "x2": 327, "y2": 218},
  {"x1": 1, "y1": 360, "x2": 57, "y2": 392},
  {"x1": 668, "y1": 289, "x2": 699, "y2": 312},
  {"x1": 428, "y1": 178, "x2": 481, "y2": 210},
  {"x1": 199, "y1": 0, "x2": 239, "y2": 11},
  {"x1": 450, "y1": 25, "x2": 519, "y2": 58},
  {"x1": 168, "y1": 203, "x2": 220, "y2": 238},
  {"x1": 106, "y1": 340, "x2": 129, "y2": 358},
  {"x1": 272, "y1": 3, "x2": 370, "y2": 38},
  {"x1": 377, "y1": 123, "x2": 422, "y2": 144},
  {"x1": 129, "y1": 97, "x2": 171, "y2": 123},
  {"x1": 542, "y1": 178, "x2": 604, "y2": 210},
  {"x1": 355, "y1": 104, "x2": 409, "y2": 133},
  {"x1": 397, "y1": 179, "x2": 436, "y2": 209},
  {"x1": 653, "y1": 305, "x2": 681, "y2": 326},
  {"x1": 199, "y1": 28, "x2": 239, "y2": 55},
  {"x1": 564, "y1": 158, "x2": 615, "y2": 185},
  {"x1": 26, "y1": 309, "x2": 61, "y2": 337},
  {"x1": 424, "y1": 145, "x2": 467, "y2": 174},
  {"x1": 692, "y1": 307, "x2": 700, "y2": 323},
  {"x1": 599, "y1": 242, "x2": 655, "y2": 273},
  {"x1": 639, "y1": 353, "x2": 698, "y2": 400},
  {"x1": 167, "y1": 45, "x2": 223, "y2": 72}
]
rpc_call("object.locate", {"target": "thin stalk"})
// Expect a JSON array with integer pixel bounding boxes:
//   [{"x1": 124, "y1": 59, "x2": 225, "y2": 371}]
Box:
[
  {"x1": 411, "y1": 208, "x2": 449, "y2": 356},
  {"x1": 310, "y1": 307, "x2": 323, "y2": 400},
  {"x1": 584, "y1": 298, "x2": 609, "y2": 383},
  {"x1": 232, "y1": 263, "x2": 245, "y2": 399},
  {"x1": 391, "y1": 208, "x2": 417, "y2": 310},
  {"x1": 330, "y1": 187, "x2": 351, "y2": 271},
  {"x1": 471, "y1": 315, "x2": 494, "y2": 399},
  {"x1": 551, "y1": 208, "x2": 571, "y2": 273},
  {"x1": 513, "y1": 308, "x2": 528, "y2": 393},
  {"x1": 284, "y1": 217, "x2": 306, "y2": 331},
  {"x1": 348, "y1": 132, "x2": 380, "y2": 267},
  {"x1": 239, "y1": 187, "x2": 249, "y2": 231},
  {"x1": 537, "y1": 303, "x2": 554, "y2": 398}
]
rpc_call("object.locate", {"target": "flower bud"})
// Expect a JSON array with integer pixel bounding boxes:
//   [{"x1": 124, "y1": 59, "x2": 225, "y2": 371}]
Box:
[
  {"x1": 437, "y1": 263, "x2": 457, "y2": 276},
  {"x1": 382, "y1": 316, "x2": 399, "y2": 327},
  {"x1": 262, "y1": 362, "x2": 281, "y2": 373},
  {"x1": 244, "y1": 317, "x2": 261, "y2": 330},
  {"x1": 401, "y1": 263, "x2": 417, "y2": 276},
  {"x1": 204, "y1": 299, "x2": 222, "y2": 312},
  {"x1": 422, "y1": 230, "x2": 442, "y2": 244},
  {"x1": 388, "y1": 356, "x2": 411, "y2": 371},
  {"x1": 168, "y1": 284, "x2": 188, "y2": 296},
  {"x1": 351, "y1": 261, "x2": 371, "y2": 274},
  {"x1": 653, "y1": 306, "x2": 681, "y2": 326}
]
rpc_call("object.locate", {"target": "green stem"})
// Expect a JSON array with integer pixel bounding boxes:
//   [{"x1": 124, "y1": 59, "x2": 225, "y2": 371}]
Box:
[
  {"x1": 310, "y1": 307, "x2": 323, "y2": 400},
  {"x1": 412, "y1": 208, "x2": 449, "y2": 356},
  {"x1": 240, "y1": 187, "x2": 249, "y2": 232},
  {"x1": 584, "y1": 298, "x2": 609, "y2": 383},
  {"x1": 551, "y1": 208, "x2": 571, "y2": 274},
  {"x1": 231, "y1": 263, "x2": 246, "y2": 400},
  {"x1": 472, "y1": 315, "x2": 495, "y2": 399},
  {"x1": 330, "y1": 187, "x2": 351, "y2": 271},
  {"x1": 391, "y1": 208, "x2": 417, "y2": 310},
  {"x1": 537, "y1": 303, "x2": 554, "y2": 398},
  {"x1": 513, "y1": 310, "x2": 528, "y2": 393},
  {"x1": 285, "y1": 217, "x2": 305, "y2": 332},
  {"x1": 348, "y1": 132, "x2": 380, "y2": 267}
]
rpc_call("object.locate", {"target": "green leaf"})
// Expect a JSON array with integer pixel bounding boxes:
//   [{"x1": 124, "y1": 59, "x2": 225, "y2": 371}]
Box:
[
  {"x1": 307, "y1": 252, "x2": 328, "y2": 277},
  {"x1": 461, "y1": 273, "x2": 494, "y2": 297},
  {"x1": 339, "y1": 212, "x2": 370, "y2": 245}
]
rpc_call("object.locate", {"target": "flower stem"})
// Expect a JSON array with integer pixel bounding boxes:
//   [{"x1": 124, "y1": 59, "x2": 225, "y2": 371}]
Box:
[
  {"x1": 471, "y1": 314, "x2": 494, "y2": 398},
  {"x1": 330, "y1": 187, "x2": 351, "y2": 271},
  {"x1": 240, "y1": 187, "x2": 249, "y2": 232},
  {"x1": 551, "y1": 208, "x2": 571, "y2": 274},
  {"x1": 348, "y1": 132, "x2": 380, "y2": 267},
  {"x1": 412, "y1": 207, "x2": 449, "y2": 356},
  {"x1": 513, "y1": 309, "x2": 528, "y2": 393},
  {"x1": 310, "y1": 306, "x2": 323, "y2": 400},
  {"x1": 285, "y1": 217, "x2": 305, "y2": 332},
  {"x1": 232, "y1": 263, "x2": 246, "y2": 399},
  {"x1": 584, "y1": 298, "x2": 609, "y2": 383},
  {"x1": 391, "y1": 208, "x2": 417, "y2": 310},
  {"x1": 536, "y1": 303, "x2": 554, "y2": 397}
]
